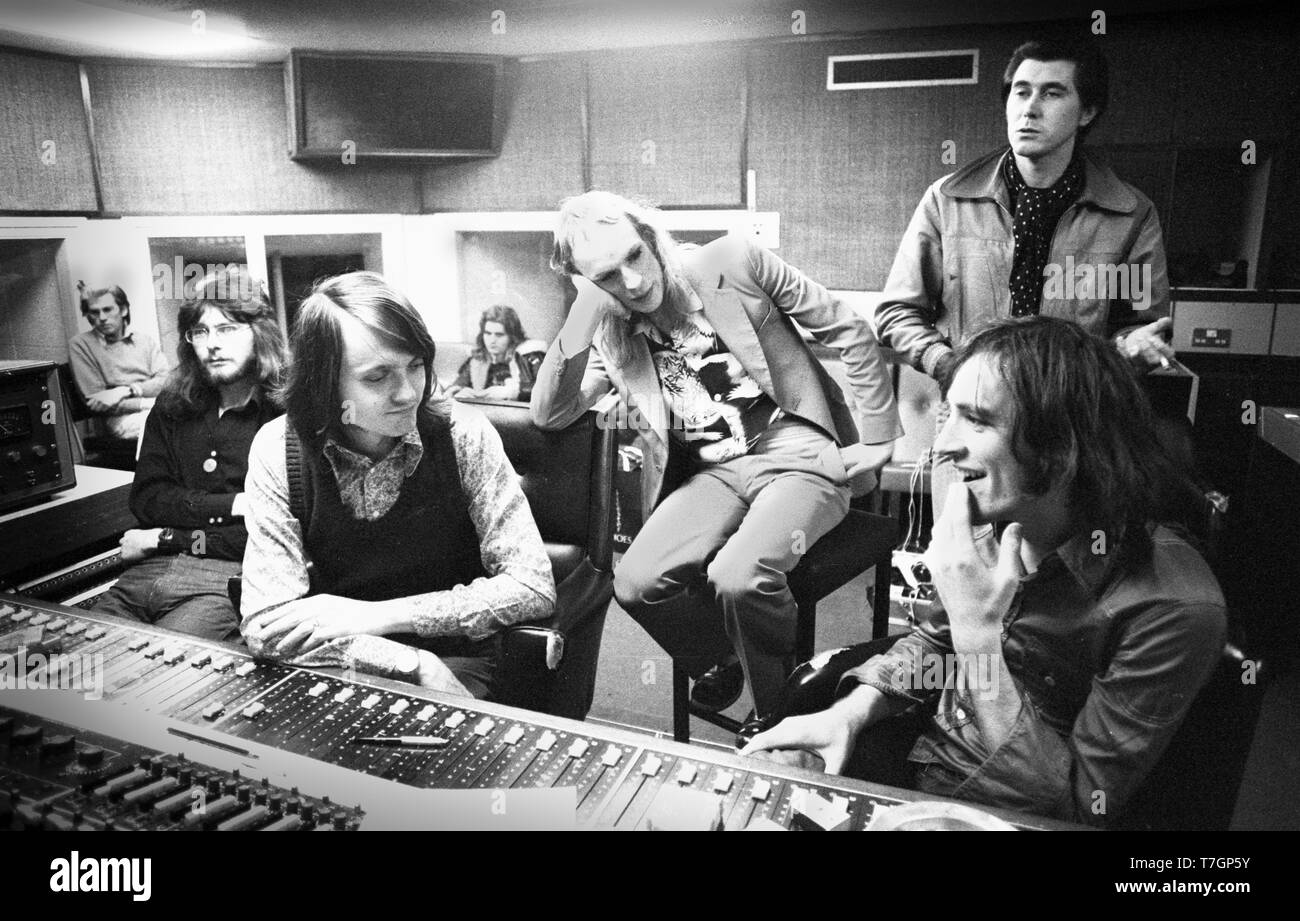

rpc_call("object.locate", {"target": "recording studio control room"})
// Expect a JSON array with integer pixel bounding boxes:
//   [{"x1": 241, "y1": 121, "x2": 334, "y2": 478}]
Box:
[{"x1": 0, "y1": 0, "x2": 1297, "y2": 841}]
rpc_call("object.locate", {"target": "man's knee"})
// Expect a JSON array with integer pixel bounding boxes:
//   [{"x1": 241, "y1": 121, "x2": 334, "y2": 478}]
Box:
[
  {"x1": 613, "y1": 553, "x2": 657, "y2": 612},
  {"x1": 613, "y1": 540, "x2": 699, "y2": 613},
  {"x1": 705, "y1": 549, "x2": 786, "y2": 610}
]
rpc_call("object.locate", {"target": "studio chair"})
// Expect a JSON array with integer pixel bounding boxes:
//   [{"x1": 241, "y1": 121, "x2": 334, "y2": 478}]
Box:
[
  {"x1": 56, "y1": 363, "x2": 139, "y2": 471},
  {"x1": 230, "y1": 402, "x2": 616, "y2": 721},
  {"x1": 470, "y1": 400, "x2": 617, "y2": 720},
  {"x1": 670, "y1": 506, "x2": 899, "y2": 744}
]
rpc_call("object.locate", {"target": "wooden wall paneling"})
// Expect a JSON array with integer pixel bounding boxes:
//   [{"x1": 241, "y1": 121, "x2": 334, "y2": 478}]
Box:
[
  {"x1": 1094, "y1": 146, "x2": 1176, "y2": 229},
  {"x1": 1170, "y1": 9, "x2": 1300, "y2": 146},
  {"x1": 1084, "y1": 22, "x2": 1178, "y2": 148},
  {"x1": 422, "y1": 58, "x2": 586, "y2": 212},
  {"x1": 85, "y1": 62, "x2": 420, "y2": 215},
  {"x1": 588, "y1": 46, "x2": 746, "y2": 207},
  {"x1": 0, "y1": 52, "x2": 98, "y2": 212}
]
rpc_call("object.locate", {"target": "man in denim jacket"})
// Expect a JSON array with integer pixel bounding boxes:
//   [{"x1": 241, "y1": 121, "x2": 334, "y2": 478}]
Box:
[
  {"x1": 745, "y1": 318, "x2": 1226, "y2": 826},
  {"x1": 875, "y1": 38, "x2": 1175, "y2": 387}
]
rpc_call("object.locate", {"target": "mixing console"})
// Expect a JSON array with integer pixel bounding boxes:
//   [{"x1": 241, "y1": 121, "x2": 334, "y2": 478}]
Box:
[{"x1": 0, "y1": 594, "x2": 1078, "y2": 830}]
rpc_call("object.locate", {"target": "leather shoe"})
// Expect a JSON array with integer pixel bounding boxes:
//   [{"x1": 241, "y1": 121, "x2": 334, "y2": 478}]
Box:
[{"x1": 690, "y1": 660, "x2": 745, "y2": 712}]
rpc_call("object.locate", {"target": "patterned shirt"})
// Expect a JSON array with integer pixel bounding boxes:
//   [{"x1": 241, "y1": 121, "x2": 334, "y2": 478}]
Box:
[
  {"x1": 240, "y1": 401, "x2": 555, "y2": 681},
  {"x1": 322, "y1": 430, "x2": 424, "y2": 521},
  {"x1": 635, "y1": 312, "x2": 780, "y2": 464},
  {"x1": 1002, "y1": 151, "x2": 1085, "y2": 317}
]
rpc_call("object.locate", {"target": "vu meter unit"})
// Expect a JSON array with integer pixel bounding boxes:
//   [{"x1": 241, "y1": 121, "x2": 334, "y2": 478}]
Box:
[{"x1": 0, "y1": 360, "x2": 75, "y2": 513}]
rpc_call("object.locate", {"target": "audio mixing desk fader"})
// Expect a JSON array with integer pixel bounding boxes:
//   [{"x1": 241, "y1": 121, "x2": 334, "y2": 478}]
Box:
[{"x1": 0, "y1": 595, "x2": 1081, "y2": 831}]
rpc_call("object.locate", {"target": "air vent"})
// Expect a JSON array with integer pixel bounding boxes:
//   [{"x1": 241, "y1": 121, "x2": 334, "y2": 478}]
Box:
[{"x1": 827, "y1": 49, "x2": 979, "y2": 90}]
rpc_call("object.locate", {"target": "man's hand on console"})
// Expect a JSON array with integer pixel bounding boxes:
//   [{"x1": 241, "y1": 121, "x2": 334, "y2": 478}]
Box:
[
  {"x1": 740, "y1": 683, "x2": 889, "y2": 775},
  {"x1": 244, "y1": 595, "x2": 397, "y2": 658}
]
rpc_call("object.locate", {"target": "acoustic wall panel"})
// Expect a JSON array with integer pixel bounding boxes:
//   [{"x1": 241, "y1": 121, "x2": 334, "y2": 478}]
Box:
[
  {"x1": 588, "y1": 47, "x2": 746, "y2": 207},
  {"x1": 85, "y1": 62, "x2": 420, "y2": 215},
  {"x1": 0, "y1": 51, "x2": 98, "y2": 213},
  {"x1": 423, "y1": 58, "x2": 585, "y2": 212},
  {"x1": 747, "y1": 29, "x2": 1011, "y2": 290}
]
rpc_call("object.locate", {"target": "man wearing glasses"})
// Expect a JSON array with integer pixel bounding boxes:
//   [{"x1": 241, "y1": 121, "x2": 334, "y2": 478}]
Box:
[{"x1": 91, "y1": 266, "x2": 288, "y2": 640}]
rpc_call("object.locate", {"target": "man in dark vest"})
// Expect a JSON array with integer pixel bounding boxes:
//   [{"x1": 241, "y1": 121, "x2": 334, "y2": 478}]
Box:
[{"x1": 240, "y1": 271, "x2": 555, "y2": 697}]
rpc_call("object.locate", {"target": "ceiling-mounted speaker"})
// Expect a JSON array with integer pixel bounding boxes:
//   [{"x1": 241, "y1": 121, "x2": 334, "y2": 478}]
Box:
[{"x1": 286, "y1": 50, "x2": 505, "y2": 161}]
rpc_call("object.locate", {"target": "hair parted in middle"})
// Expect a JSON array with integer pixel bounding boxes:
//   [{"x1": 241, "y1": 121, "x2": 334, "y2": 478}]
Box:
[
  {"x1": 283, "y1": 270, "x2": 445, "y2": 446},
  {"x1": 471, "y1": 304, "x2": 528, "y2": 362},
  {"x1": 950, "y1": 315, "x2": 1201, "y2": 568},
  {"x1": 156, "y1": 264, "x2": 287, "y2": 419}
]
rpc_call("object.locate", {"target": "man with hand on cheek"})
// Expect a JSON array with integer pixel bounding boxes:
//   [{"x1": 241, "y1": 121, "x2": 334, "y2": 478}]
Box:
[
  {"x1": 240, "y1": 272, "x2": 554, "y2": 698},
  {"x1": 744, "y1": 317, "x2": 1225, "y2": 826}
]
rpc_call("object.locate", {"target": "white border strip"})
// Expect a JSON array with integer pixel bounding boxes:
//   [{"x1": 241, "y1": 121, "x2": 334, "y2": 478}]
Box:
[{"x1": 826, "y1": 48, "x2": 979, "y2": 90}]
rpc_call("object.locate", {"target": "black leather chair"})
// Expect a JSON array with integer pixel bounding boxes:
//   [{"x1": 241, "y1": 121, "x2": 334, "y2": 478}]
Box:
[
  {"x1": 469, "y1": 400, "x2": 616, "y2": 720},
  {"x1": 670, "y1": 504, "x2": 898, "y2": 743},
  {"x1": 56, "y1": 363, "x2": 139, "y2": 471},
  {"x1": 232, "y1": 401, "x2": 616, "y2": 721}
]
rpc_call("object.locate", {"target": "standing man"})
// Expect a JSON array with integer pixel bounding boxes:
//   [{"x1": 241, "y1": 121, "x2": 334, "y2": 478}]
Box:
[
  {"x1": 69, "y1": 282, "x2": 170, "y2": 441},
  {"x1": 874, "y1": 38, "x2": 1177, "y2": 517},
  {"x1": 533, "y1": 192, "x2": 901, "y2": 734},
  {"x1": 92, "y1": 267, "x2": 287, "y2": 641},
  {"x1": 745, "y1": 318, "x2": 1226, "y2": 826}
]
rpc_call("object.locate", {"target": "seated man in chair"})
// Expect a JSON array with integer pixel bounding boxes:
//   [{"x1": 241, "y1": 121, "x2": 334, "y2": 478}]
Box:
[
  {"x1": 532, "y1": 191, "x2": 901, "y2": 733},
  {"x1": 241, "y1": 271, "x2": 555, "y2": 698},
  {"x1": 69, "y1": 282, "x2": 170, "y2": 442},
  {"x1": 93, "y1": 267, "x2": 286, "y2": 640},
  {"x1": 744, "y1": 317, "x2": 1226, "y2": 826}
]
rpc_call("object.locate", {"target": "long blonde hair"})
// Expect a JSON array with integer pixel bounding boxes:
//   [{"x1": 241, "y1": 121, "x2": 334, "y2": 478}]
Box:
[{"x1": 551, "y1": 191, "x2": 694, "y2": 366}]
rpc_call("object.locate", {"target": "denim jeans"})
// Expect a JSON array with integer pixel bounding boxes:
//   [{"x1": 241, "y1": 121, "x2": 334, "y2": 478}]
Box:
[{"x1": 92, "y1": 554, "x2": 243, "y2": 642}]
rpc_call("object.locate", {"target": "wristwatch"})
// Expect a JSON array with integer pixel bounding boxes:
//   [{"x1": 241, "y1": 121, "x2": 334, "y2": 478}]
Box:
[
  {"x1": 156, "y1": 527, "x2": 185, "y2": 554},
  {"x1": 394, "y1": 647, "x2": 422, "y2": 680}
]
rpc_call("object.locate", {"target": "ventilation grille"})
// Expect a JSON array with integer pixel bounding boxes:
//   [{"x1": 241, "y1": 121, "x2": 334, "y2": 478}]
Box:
[{"x1": 827, "y1": 49, "x2": 978, "y2": 90}]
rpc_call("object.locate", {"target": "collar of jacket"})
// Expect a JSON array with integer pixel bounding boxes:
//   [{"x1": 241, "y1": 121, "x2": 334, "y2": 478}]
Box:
[{"x1": 940, "y1": 147, "x2": 1139, "y2": 215}]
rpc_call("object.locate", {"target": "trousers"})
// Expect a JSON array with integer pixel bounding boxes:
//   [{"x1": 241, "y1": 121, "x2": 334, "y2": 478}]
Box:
[
  {"x1": 92, "y1": 554, "x2": 243, "y2": 642},
  {"x1": 614, "y1": 419, "x2": 851, "y2": 717}
]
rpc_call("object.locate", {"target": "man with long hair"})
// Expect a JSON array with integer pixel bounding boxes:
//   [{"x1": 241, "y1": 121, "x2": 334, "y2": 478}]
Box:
[
  {"x1": 745, "y1": 317, "x2": 1226, "y2": 826},
  {"x1": 534, "y1": 191, "x2": 901, "y2": 735},
  {"x1": 447, "y1": 304, "x2": 547, "y2": 402},
  {"x1": 240, "y1": 271, "x2": 554, "y2": 697},
  {"x1": 92, "y1": 266, "x2": 287, "y2": 640},
  {"x1": 69, "y1": 282, "x2": 170, "y2": 441}
]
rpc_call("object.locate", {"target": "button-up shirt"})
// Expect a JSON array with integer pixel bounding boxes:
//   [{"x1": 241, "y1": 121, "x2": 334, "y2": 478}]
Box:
[
  {"x1": 130, "y1": 391, "x2": 281, "y2": 561},
  {"x1": 844, "y1": 525, "x2": 1226, "y2": 825}
]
